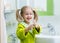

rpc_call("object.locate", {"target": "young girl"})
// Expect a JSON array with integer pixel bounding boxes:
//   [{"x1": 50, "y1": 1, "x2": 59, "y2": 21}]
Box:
[{"x1": 16, "y1": 6, "x2": 42, "y2": 43}]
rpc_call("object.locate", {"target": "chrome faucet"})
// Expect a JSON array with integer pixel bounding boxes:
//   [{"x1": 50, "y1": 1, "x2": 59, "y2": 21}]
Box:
[
  {"x1": 8, "y1": 33, "x2": 17, "y2": 43},
  {"x1": 47, "y1": 23, "x2": 56, "y2": 35}
]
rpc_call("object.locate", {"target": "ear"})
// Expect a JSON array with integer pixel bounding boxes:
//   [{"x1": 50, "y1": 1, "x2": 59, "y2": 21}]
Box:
[{"x1": 33, "y1": 10, "x2": 38, "y2": 22}]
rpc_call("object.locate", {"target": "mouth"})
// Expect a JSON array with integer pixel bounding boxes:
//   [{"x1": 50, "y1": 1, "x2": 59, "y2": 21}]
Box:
[
  {"x1": 27, "y1": 18, "x2": 30, "y2": 20},
  {"x1": 27, "y1": 18, "x2": 31, "y2": 20}
]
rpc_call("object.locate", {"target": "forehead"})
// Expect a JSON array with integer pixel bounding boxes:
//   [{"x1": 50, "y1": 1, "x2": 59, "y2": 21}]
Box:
[{"x1": 24, "y1": 7, "x2": 33, "y2": 13}]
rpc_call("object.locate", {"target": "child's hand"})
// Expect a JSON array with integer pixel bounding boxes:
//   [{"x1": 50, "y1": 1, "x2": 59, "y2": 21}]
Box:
[
  {"x1": 33, "y1": 20, "x2": 40, "y2": 29},
  {"x1": 28, "y1": 23, "x2": 35, "y2": 30},
  {"x1": 25, "y1": 23, "x2": 34, "y2": 32},
  {"x1": 35, "y1": 24, "x2": 40, "y2": 29},
  {"x1": 25, "y1": 20, "x2": 38, "y2": 32}
]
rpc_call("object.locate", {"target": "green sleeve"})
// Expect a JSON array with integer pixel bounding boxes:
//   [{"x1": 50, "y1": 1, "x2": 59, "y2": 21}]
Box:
[
  {"x1": 33, "y1": 26, "x2": 42, "y2": 34},
  {"x1": 16, "y1": 23, "x2": 28, "y2": 40}
]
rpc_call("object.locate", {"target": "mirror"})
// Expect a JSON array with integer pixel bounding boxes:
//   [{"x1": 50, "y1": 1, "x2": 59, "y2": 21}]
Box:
[{"x1": 4, "y1": 0, "x2": 53, "y2": 43}]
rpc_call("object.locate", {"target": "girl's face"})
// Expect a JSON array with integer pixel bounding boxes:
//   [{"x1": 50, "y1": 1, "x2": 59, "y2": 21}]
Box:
[{"x1": 22, "y1": 8, "x2": 34, "y2": 24}]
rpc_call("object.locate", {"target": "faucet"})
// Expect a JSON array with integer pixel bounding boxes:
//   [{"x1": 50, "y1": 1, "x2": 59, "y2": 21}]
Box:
[
  {"x1": 47, "y1": 23, "x2": 56, "y2": 35},
  {"x1": 8, "y1": 33, "x2": 17, "y2": 43}
]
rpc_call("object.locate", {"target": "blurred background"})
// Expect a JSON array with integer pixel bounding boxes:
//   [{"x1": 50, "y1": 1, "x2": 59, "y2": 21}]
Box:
[{"x1": 0, "y1": 0, "x2": 60, "y2": 43}]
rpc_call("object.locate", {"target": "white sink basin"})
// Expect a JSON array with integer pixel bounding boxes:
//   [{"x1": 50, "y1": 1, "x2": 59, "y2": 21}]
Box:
[{"x1": 35, "y1": 34, "x2": 60, "y2": 43}]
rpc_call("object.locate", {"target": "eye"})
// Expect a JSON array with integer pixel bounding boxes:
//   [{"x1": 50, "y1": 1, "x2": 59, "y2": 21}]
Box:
[
  {"x1": 26, "y1": 13, "x2": 28, "y2": 15},
  {"x1": 30, "y1": 13, "x2": 34, "y2": 15},
  {"x1": 25, "y1": 13, "x2": 33, "y2": 15},
  {"x1": 24, "y1": 13, "x2": 28, "y2": 15}
]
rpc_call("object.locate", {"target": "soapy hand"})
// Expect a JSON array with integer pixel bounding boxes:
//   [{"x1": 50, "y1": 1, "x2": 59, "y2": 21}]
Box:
[
  {"x1": 33, "y1": 20, "x2": 40, "y2": 30},
  {"x1": 26, "y1": 20, "x2": 36, "y2": 30},
  {"x1": 25, "y1": 19, "x2": 40, "y2": 32}
]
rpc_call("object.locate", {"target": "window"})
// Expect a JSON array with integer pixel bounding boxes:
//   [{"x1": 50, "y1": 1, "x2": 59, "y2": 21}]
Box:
[{"x1": 17, "y1": 0, "x2": 53, "y2": 16}]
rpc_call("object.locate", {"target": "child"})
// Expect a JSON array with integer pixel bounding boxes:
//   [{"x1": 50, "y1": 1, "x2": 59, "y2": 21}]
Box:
[{"x1": 16, "y1": 6, "x2": 42, "y2": 43}]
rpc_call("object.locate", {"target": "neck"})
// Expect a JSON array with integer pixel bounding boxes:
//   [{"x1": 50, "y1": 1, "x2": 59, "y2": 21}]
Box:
[{"x1": 24, "y1": 21, "x2": 30, "y2": 25}]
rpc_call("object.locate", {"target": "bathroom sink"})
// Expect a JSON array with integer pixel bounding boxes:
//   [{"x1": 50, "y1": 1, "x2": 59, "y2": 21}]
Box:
[
  {"x1": 35, "y1": 38, "x2": 54, "y2": 43},
  {"x1": 35, "y1": 34, "x2": 60, "y2": 43}
]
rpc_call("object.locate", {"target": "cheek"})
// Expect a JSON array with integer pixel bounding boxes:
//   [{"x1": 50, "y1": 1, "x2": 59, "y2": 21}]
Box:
[
  {"x1": 24, "y1": 16, "x2": 28, "y2": 19},
  {"x1": 23, "y1": 15, "x2": 27, "y2": 18}
]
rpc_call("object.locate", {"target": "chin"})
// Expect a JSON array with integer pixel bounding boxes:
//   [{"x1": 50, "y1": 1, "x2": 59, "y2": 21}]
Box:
[
  {"x1": 27, "y1": 21, "x2": 30, "y2": 23},
  {"x1": 26, "y1": 20, "x2": 31, "y2": 23}
]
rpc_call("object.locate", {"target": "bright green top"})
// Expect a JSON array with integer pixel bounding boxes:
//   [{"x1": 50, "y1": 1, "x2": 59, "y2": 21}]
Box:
[{"x1": 16, "y1": 22, "x2": 42, "y2": 43}]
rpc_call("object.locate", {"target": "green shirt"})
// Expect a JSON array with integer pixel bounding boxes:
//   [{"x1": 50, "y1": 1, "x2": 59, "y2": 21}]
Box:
[{"x1": 16, "y1": 22, "x2": 42, "y2": 43}]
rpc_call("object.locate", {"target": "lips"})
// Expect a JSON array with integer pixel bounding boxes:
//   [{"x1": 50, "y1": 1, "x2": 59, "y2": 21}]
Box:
[
  {"x1": 27, "y1": 18, "x2": 31, "y2": 20},
  {"x1": 27, "y1": 18, "x2": 30, "y2": 20}
]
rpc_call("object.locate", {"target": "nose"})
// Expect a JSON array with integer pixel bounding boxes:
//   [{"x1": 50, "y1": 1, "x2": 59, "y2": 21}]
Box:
[{"x1": 28, "y1": 14, "x2": 31, "y2": 17}]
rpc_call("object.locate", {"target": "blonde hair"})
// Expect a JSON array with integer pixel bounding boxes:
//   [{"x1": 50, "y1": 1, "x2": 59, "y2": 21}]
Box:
[{"x1": 16, "y1": 6, "x2": 38, "y2": 22}]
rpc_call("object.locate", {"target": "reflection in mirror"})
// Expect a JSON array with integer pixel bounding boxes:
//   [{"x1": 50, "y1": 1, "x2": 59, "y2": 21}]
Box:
[{"x1": 4, "y1": 0, "x2": 53, "y2": 43}]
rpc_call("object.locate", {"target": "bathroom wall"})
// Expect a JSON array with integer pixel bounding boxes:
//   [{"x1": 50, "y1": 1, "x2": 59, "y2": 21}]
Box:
[
  {"x1": 0, "y1": 0, "x2": 7, "y2": 43},
  {"x1": 37, "y1": 0, "x2": 60, "y2": 35}
]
